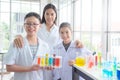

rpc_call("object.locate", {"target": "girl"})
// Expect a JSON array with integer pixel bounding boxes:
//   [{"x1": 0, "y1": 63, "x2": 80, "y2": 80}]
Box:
[
  {"x1": 53, "y1": 22, "x2": 92, "y2": 80},
  {"x1": 4, "y1": 12, "x2": 49, "y2": 80}
]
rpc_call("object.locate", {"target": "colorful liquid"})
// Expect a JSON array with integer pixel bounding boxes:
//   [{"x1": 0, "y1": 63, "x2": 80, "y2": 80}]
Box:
[
  {"x1": 37, "y1": 55, "x2": 61, "y2": 68},
  {"x1": 102, "y1": 69, "x2": 113, "y2": 78},
  {"x1": 75, "y1": 57, "x2": 85, "y2": 66},
  {"x1": 117, "y1": 69, "x2": 120, "y2": 80},
  {"x1": 102, "y1": 62, "x2": 113, "y2": 78},
  {"x1": 37, "y1": 57, "x2": 41, "y2": 65},
  {"x1": 41, "y1": 57, "x2": 45, "y2": 67},
  {"x1": 88, "y1": 61, "x2": 94, "y2": 68},
  {"x1": 45, "y1": 57, "x2": 49, "y2": 66},
  {"x1": 49, "y1": 57, "x2": 53, "y2": 66},
  {"x1": 55, "y1": 58, "x2": 60, "y2": 67}
]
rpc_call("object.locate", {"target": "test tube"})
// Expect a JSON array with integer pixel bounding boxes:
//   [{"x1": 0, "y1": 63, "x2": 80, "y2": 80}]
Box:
[
  {"x1": 37, "y1": 57, "x2": 41, "y2": 65},
  {"x1": 55, "y1": 57, "x2": 60, "y2": 67},
  {"x1": 54, "y1": 56, "x2": 62, "y2": 68},
  {"x1": 41, "y1": 55, "x2": 45, "y2": 67},
  {"x1": 45, "y1": 53, "x2": 49, "y2": 66},
  {"x1": 49, "y1": 56, "x2": 53, "y2": 66},
  {"x1": 53, "y1": 54, "x2": 56, "y2": 67},
  {"x1": 97, "y1": 52, "x2": 102, "y2": 68}
]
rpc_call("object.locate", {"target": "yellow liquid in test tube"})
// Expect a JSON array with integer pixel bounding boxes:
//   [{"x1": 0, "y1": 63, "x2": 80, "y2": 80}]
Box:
[
  {"x1": 75, "y1": 57, "x2": 85, "y2": 66},
  {"x1": 41, "y1": 57, "x2": 45, "y2": 67}
]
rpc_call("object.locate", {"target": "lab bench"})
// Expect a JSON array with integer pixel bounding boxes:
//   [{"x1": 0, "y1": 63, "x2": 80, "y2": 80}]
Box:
[
  {"x1": 72, "y1": 64, "x2": 103, "y2": 80},
  {"x1": 0, "y1": 51, "x2": 9, "y2": 80}
]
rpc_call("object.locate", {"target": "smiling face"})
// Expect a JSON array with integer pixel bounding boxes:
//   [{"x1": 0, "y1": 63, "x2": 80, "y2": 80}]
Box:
[
  {"x1": 24, "y1": 16, "x2": 41, "y2": 37},
  {"x1": 44, "y1": 8, "x2": 56, "y2": 26},
  {"x1": 59, "y1": 26, "x2": 72, "y2": 44}
]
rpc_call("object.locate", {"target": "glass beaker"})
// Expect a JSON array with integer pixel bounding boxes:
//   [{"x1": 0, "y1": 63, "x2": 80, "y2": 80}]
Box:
[
  {"x1": 75, "y1": 52, "x2": 86, "y2": 67},
  {"x1": 102, "y1": 61, "x2": 113, "y2": 78},
  {"x1": 117, "y1": 63, "x2": 120, "y2": 80},
  {"x1": 87, "y1": 55, "x2": 94, "y2": 68}
]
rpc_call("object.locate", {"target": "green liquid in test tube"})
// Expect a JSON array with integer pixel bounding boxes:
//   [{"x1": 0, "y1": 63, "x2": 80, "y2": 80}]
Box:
[
  {"x1": 45, "y1": 53, "x2": 49, "y2": 66},
  {"x1": 98, "y1": 52, "x2": 102, "y2": 68}
]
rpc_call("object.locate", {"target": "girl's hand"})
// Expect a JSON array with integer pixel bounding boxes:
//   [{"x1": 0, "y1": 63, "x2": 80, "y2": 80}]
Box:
[
  {"x1": 75, "y1": 40, "x2": 83, "y2": 48},
  {"x1": 68, "y1": 60, "x2": 75, "y2": 66},
  {"x1": 14, "y1": 35, "x2": 24, "y2": 48}
]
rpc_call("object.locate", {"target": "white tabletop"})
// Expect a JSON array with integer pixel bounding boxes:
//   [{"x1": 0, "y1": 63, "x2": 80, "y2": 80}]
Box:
[
  {"x1": 73, "y1": 64, "x2": 104, "y2": 80},
  {"x1": 0, "y1": 50, "x2": 7, "y2": 54}
]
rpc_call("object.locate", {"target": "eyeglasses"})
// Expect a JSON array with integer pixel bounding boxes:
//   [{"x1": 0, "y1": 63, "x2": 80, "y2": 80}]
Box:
[{"x1": 24, "y1": 23, "x2": 40, "y2": 27}]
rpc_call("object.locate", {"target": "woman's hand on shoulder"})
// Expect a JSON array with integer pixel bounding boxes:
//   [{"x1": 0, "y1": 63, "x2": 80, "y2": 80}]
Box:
[
  {"x1": 75, "y1": 40, "x2": 83, "y2": 48},
  {"x1": 14, "y1": 35, "x2": 24, "y2": 48}
]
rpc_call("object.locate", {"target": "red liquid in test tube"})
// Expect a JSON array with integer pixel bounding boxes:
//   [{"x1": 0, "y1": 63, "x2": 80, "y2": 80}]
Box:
[
  {"x1": 95, "y1": 55, "x2": 97, "y2": 66},
  {"x1": 55, "y1": 58, "x2": 60, "y2": 67},
  {"x1": 37, "y1": 57, "x2": 41, "y2": 65}
]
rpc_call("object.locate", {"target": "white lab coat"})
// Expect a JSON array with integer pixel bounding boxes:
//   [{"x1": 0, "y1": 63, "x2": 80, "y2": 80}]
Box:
[
  {"x1": 4, "y1": 37, "x2": 50, "y2": 80},
  {"x1": 53, "y1": 41, "x2": 92, "y2": 80},
  {"x1": 37, "y1": 23, "x2": 60, "y2": 49},
  {"x1": 37, "y1": 23, "x2": 61, "y2": 80}
]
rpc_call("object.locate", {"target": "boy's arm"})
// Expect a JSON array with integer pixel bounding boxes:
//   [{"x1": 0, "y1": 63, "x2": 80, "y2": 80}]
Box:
[{"x1": 6, "y1": 64, "x2": 41, "y2": 72}]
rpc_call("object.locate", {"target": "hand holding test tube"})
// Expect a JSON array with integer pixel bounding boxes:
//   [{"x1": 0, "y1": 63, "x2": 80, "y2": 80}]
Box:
[{"x1": 37, "y1": 53, "x2": 62, "y2": 68}]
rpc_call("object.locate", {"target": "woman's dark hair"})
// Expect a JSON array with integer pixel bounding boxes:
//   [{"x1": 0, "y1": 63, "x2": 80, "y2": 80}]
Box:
[
  {"x1": 59, "y1": 22, "x2": 72, "y2": 32},
  {"x1": 41, "y1": 3, "x2": 57, "y2": 24},
  {"x1": 24, "y1": 12, "x2": 41, "y2": 23}
]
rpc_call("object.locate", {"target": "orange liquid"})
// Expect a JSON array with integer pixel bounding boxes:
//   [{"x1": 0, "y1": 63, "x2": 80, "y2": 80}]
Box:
[
  {"x1": 37, "y1": 57, "x2": 41, "y2": 65},
  {"x1": 75, "y1": 57, "x2": 85, "y2": 66}
]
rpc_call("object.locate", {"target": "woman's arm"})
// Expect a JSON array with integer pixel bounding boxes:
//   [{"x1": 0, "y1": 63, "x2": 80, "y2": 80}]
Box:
[
  {"x1": 6, "y1": 64, "x2": 41, "y2": 72},
  {"x1": 14, "y1": 35, "x2": 24, "y2": 48}
]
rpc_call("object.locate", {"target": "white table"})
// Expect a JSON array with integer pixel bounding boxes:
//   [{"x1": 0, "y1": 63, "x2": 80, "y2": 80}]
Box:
[
  {"x1": 0, "y1": 51, "x2": 7, "y2": 80},
  {"x1": 72, "y1": 64, "x2": 103, "y2": 80}
]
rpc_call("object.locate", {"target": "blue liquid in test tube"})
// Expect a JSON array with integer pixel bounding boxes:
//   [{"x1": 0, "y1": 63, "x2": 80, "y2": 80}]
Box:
[{"x1": 49, "y1": 57, "x2": 53, "y2": 66}]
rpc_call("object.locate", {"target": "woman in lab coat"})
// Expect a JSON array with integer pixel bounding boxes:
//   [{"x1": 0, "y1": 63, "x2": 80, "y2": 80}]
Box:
[
  {"x1": 14, "y1": 3, "x2": 60, "y2": 50},
  {"x1": 53, "y1": 22, "x2": 92, "y2": 80},
  {"x1": 4, "y1": 12, "x2": 49, "y2": 80}
]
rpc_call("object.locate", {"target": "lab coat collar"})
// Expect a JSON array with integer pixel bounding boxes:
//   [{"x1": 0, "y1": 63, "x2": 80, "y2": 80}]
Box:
[
  {"x1": 42, "y1": 23, "x2": 57, "y2": 32},
  {"x1": 58, "y1": 41, "x2": 76, "y2": 49}
]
